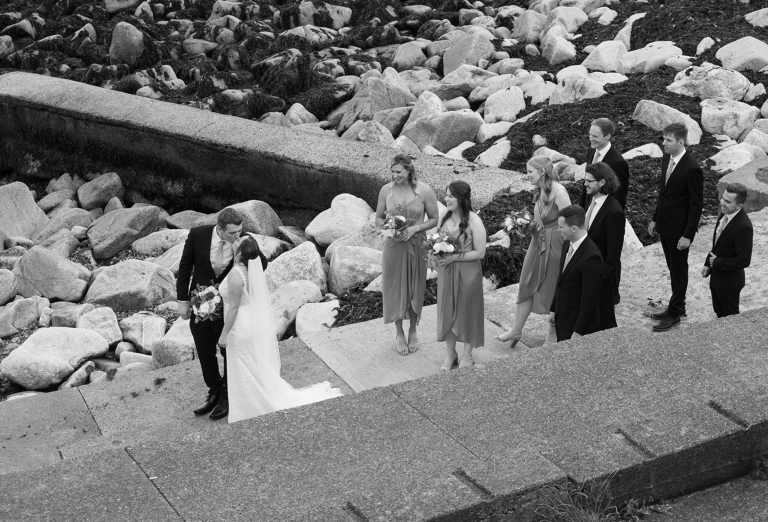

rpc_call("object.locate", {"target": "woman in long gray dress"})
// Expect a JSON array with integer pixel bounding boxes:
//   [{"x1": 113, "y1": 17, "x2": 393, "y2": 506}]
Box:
[
  {"x1": 496, "y1": 156, "x2": 571, "y2": 347},
  {"x1": 435, "y1": 181, "x2": 487, "y2": 370},
  {"x1": 375, "y1": 154, "x2": 439, "y2": 356}
]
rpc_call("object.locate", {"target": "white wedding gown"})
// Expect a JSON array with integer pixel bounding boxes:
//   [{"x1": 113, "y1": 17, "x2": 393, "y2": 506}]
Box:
[{"x1": 221, "y1": 261, "x2": 343, "y2": 424}]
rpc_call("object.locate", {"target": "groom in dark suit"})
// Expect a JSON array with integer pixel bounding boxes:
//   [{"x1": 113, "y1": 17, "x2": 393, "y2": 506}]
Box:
[
  {"x1": 648, "y1": 123, "x2": 704, "y2": 332},
  {"x1": 582, "y1": 162, "x2": 625, "y2": 331},
  {"x1": 550, "y1": 205, "x2": 604, "y2": 341},
  {"x1": 702, "y1": 183, "x2": 753, "y2": 318},
  {"x1": 177, "y1": 208, "x2": 243, "y2": 420}
]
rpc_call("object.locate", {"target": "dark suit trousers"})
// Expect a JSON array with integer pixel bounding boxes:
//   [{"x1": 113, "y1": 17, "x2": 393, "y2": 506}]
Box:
[
  {"x1": 597, "y1": 282, "x2": 617, "y2": 331},
  {"x1": 614, "y1": 261, "x2": 621, "y2": 301},
  {"x1": 660, "y1": 236, "x2": 689, "y2": 317},
  {"x1": 190, "y1": 317, "x2": 227, "y2": 397},
  {"x1": 556, "y1": 327, "x2": 573, "y2": 342},
  {"x1": 710, "y1": 286, "x2": 741, "y2": 318}
]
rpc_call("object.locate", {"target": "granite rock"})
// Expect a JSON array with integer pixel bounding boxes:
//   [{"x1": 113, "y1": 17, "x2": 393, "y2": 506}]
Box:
[{"x1": 85, "y1": 259, "x2": 175, "y2": 311}]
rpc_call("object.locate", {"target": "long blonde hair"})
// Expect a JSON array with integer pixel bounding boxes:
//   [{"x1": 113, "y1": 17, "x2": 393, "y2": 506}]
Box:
[{"x1": 528, "y1": 155, "x2": 558, "y2": 202}]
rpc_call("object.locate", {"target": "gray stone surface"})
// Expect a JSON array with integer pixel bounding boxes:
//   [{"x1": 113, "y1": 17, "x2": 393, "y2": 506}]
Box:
[
  {"x1": 0, "y1": 387, "x2": 100, "y2": 475},
  {"x1": 718, "y1": 156, "x2": 768, "y2": 213},
  {"x1": 0, "y1": 72, "x2": 523, "y2": 211}
]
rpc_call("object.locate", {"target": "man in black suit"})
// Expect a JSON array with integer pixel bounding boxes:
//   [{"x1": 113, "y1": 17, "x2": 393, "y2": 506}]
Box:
[
  {"x1": 648, "y1": 123, "x2": 704, "y2": 332},
  {"x1": 702, "y1": 183, "x2": 753, "y2": 318},
  {"x1": 550, "y1": 205, "x2": 605, "y2": 342},
  {"x1": 177, "y1": 208, "x2": 243, "y2": 420},
  {"x1": 582, "y1": 162, "x2": 625, "y2": 331},
  {"x1": 579, "y1": 118, "x2": 630, "y2": 305}
]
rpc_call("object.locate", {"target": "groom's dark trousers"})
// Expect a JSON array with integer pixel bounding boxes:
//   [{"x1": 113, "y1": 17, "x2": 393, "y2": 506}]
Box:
[{"x1": 177, "y1": 225, "x2": 233, "y2": 398}]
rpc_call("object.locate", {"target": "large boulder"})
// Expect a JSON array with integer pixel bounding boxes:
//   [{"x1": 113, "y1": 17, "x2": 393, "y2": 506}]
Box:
[
  {"x1": 271, "y1": 280, "x2": 323, "y2": 339},
  {"x1": 0, "y1": 297, "x2": 41, "y2": 338},
  {"x1": 338, "y1": 78, "x2": 417, "y2": 134},
  {"x1": 76, "y1": 307, "x2": 123, "y2": 347},
  {"x1": 372, "y1": 106, "x2": 413, "y2": 138},
  {"x1": 0, "y1": 328, "x2": 109, "y2": 389},
  {"x1": 325, "y1": 219, "x2": 386, "y2": 262},
  {"x1": 475, "y1": 140, "x2": 511, "y2": 168},
  {"x1": 542, "y1": 35, "x2": 576, "y2": 66},
  {"x1": 295, "y1": 300, "x2": 339, "y2": 340},
  {"x1": 37, "y1": 190, "x2": 76, "y2": 213},
  {"x1": 468, "y1": 74, "x2": 517, "y2": 104},
  {"x1": 442, "y1": 33, "x2": 495, "y2": 75},
  {"x1": 51, "y1": 303, "x2": 95, "y2": 328},
  {"x1": 401, "y1": 91, "x2": 446, "y2": 135},
  {"x1": 700, "y1": 98, "x2": 761, "y2": 140},
  {"x1": 709, "y1": 143, "x2": 766, "y2": 174},
  {"x1": 484, "y1": 87, "x2": 526, "y2": 123},
  {"x1": 435, "y1": 64, "x2": 498, "y2": 98},
  {"x1": 0, "y1": 268, "x2": 17, "y2": 306},
  {"x1": 391, "y1": 41, "x2": 426, "y2": 72},
  {"x1": 88, "y1": 206, "x2": 160, "y2": 259},
  {"x1": 619, "y1": 41, "x2": 682, "y2": 74},
  {"x1": 305, "y1": 194, "x2": 373, "y2": 247},
  {"x1": 511, "y1": 10, "x2": 547, "y2": 44},
  {"x1": 33, "y1": 208, "x2": 93, "y2": 243},
  {"x1": 715, "y1": 36, "x2": 768, "y2": 72},
  {"x1": 632, "y1": 100, "x2": 703, "y2": 145},
  {"x1": 132, "y1": 229, "x2": 189, "y2": 256},
  {"x1": 39, "y1": 229, "x2": 79, "y2": 258},
  {"x1": 265, "y1": 241, "x2": 327, "y2": 293},
  {"x1": 109, "y1": 22, "x2": 145, "y2": 67},
  {"x1": 328, "y1": 246, "x2": 383, "y2": 295},
  {"x1": 119, "y1": 311, "x2": 167, "y2": 354},
  {"x1": 166, "y1": 210, "x2": 207, "y2": 229},
  {"x1": 549, "y1": 77, "x2": 607, "y2": 105},
  {"x1": 147, "y1": 242, "x2": 184, "y2": 275},
  {"x1": 77, "y1": 172, "x2": 124, "y2": 211},
  {"x1": 581, "y1": 40, "x2": 627, "y2": 72},
  {"x1": 401, "y1": 111, "x2": 485, "y2": 153},
  {"x1": 0, "y1": 182, "x2": 48, "y2": 241},
  {"x1": 12, "y1": 246, "x2": 91, "y2": 302},
  {"x1": 194, "y1": 200, "x2": 282, "y2": 237},
  {"x1": 152, "y1": 317, "x2": 195, "y2": 368},
  {"x1": 85, "y1": 259, "x2": 175, "y2": 311},
  {"x1": 667, "y1": 64, "x2": 752, "y2": 101}
]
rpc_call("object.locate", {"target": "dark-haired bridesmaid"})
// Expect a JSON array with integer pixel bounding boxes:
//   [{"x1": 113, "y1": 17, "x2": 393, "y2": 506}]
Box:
[
  {"x1": 375, "y1": 154, "x2": 440, "y2": 356},
  {"x1": 435, "y1": 181, "x2": 487, "y2": 370}
]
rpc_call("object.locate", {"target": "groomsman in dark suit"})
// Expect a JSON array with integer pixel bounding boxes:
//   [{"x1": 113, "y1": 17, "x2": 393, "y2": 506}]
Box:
[
  {"x1": 648, "y1": 123, "x2": 704, "y2": 332},
  {"x1": 582, "y1": 162, "x2": 625, "y2": 331},
  {"x1": 550, "y1": 205, "x2": 604, "y2": 341},
  {"x1": 702, "y1": 183, "x2": 753, "y2": 317},
  {"x1": 177, "y1": 208, "x2": 243, "y2": 420},
  {"x1": 579, "y1": 118, "x2": 630, "y2": 305}
]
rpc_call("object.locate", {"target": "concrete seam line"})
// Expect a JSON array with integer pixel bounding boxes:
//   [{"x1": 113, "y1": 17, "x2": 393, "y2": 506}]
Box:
[
  {"x1": 124, "y1": 446, "x2": 187, "y2": 521},
  {"x1": 77, "y1": 386, "x2": 103, "y2": 437}
]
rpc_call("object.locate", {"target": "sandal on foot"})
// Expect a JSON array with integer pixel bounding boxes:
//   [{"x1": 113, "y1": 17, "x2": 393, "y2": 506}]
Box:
[
  {"x1": 495, "y1": 331, "x2": 521, "y2": 348},
  {"x1": 458, "y1": 358, "x2": 475, "y2": 369},
  {"x1": 407, "y1": 332, "x2": 420, "y2": 353},
  {"x1": 440, "y1": 356, "x2": 458, "y2": 372},
  {"x1": 395, "y1": 335, "x2": 409, "y2": 356}
]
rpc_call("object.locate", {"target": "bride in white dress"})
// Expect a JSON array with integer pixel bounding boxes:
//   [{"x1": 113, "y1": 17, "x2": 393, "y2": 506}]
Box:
[{"x1": 218, "y1": 236, "x2": 343, "y2": 424}]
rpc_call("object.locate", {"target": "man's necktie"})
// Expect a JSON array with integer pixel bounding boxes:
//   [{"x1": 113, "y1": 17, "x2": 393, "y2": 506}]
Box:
[
  {"x1": 563, "y1": 243, "x2": 575, "y2": 273},
  {"x1": 585, "y1": 199, "x2": 597, "y2": 230},
  {"x1": 214, "y1": 240, "x2": 225, "y2": 276},
  {"x1": 715, "y1": 215, "x2": 728, "y2": 244},
  {"x1": 592, "y1": 151, "x2": 601, "y2": 164},
  {"x1": 665, "y1": 159, "x2": 676, "y2": 185}
]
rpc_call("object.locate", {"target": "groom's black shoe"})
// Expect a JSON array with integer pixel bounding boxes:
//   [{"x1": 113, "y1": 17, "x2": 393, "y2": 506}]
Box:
[
  {"x1": 209, "y1": 397, "x2": 229, "y2": 420},
  {"x1": 194, "y1": 393, "x2": 220, "y2": 416}
]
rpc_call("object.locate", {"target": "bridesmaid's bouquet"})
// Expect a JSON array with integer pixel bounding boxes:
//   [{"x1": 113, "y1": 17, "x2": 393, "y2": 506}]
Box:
[
  {"x1": 190, "y1": 283, "x2": 223, "y2": 323},
  {"x1": 504, "y1": 210, "x2": 532, "y2": 238},
  {"x1": 424, "y1": 232, "x2": 460, "y2": 270},
  {"x1": 380, "y1": 206, "x2": 416, "y2": 240}
]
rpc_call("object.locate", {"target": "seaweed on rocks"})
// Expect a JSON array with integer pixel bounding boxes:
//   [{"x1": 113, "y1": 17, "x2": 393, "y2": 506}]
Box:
[
  {"x1": 260, "y1": 53, "x2": 331, "y2": 98},
  {"x1": 333, "y1": 279, "x2": 438, "y2": 327},
  {"x1": 287, "y1": 81, "x2": 340, "y2": 119},
  {"x1": 349, "y1": 0, "x2": 401, "y2": 26}
]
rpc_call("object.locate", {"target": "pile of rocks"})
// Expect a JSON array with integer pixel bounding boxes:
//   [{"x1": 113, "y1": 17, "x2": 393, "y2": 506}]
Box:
[{"x1": 0, "y1": 172, "x2": 427, "y2": 393}]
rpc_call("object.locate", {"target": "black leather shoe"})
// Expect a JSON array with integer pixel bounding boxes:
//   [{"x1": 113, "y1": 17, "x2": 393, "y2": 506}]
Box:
[
  {"x1": 614, "y1": 294, "x2": 621, "y2": 305},
  {"x1": 653, "y1": 315, "x2": 681, "y2": 332},
  {"x1": 650, "y1": 308, "x2": 686, "y2": 320},
  {"x1": 209, "y1": 397, "x2": 229, "y2": 420},
  {"x1": 194, "y1": 394, "x2": 220, "y2": 416}
]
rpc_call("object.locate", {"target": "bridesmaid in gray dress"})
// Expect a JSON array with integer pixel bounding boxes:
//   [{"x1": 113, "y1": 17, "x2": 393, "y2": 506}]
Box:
[
  {"x1": 435, "y1": 181, "x2": 487, "y2": 370},
  {"x1": 496, "y1": 156, "x2": 571, "y2": 347},
  {"x1": 375, "y1": 154, "x2": 439, "y2": 356}
]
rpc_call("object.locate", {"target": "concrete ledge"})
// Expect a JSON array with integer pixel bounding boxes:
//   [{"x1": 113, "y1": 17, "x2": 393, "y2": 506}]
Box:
[
  {"x1": 0, "y1": 72, "x2": 526, "y2": 211},
  {"x1": 718, "y1": 156, "x2": 768, "y2": 213}
]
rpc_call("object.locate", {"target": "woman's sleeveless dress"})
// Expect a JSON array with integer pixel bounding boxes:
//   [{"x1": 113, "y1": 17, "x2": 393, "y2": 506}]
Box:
[
  {"x1": 516, "y1": 188, "x2": 567, "y2": 314},
  {"x1": 221, "y1": 266, "x2": 342, "y2": 424},
  {"x1": 381, "y1": 184, "x2": 428, "y2": 324},
  {"x1": 436, "y1": 217, "x2": 484, "y2": 348}
]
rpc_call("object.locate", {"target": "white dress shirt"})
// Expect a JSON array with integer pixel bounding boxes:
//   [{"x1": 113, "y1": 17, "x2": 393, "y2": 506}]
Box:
[
  {"x1": 210, "y1": 227, "x2": 234, "y2": 274},
  {"x1": 587, "y1": 193, "x2": 608, "y2": 230},
  {"x1": 592, "y1": 142, "x2": 611, "y2": 164},
  {"x1": 564, "y1": 232, "x2": 588, "y2": 270}
]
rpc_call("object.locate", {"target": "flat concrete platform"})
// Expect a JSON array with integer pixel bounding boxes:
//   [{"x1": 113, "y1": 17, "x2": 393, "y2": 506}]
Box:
[{"x1": 0, "y1": 72, "x2": 525, "y2": 211}]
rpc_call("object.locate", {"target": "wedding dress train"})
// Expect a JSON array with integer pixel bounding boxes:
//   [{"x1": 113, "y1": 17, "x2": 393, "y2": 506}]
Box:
[{"x1": 221, "y1": 260, "x2": 343, "y2": 424}]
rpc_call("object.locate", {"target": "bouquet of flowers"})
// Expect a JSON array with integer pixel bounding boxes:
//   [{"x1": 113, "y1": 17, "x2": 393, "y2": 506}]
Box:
[
  {"x1": 190, "y1": 283, "x2": 223, "y2": 323},
  {"x1": 504, "y1": 209, "x2": 533, "y2": 238},
  {"x1": 424, "y1": 232, "x2": 460, "y2": 270},
  {"x1": 380, "y1": 206, "x2": 416, "y2": 240}
]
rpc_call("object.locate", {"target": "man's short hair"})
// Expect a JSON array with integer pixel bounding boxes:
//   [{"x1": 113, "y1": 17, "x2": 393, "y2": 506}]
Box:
[
  {"x1": 663, "y1": 122, "x2": 688, "y2": 142},
  {"x1": 585, "y1": 162, "x2": 620, "y2": 195},
  {"x1": 217, "y1": 207, "x2": 243, "y2": 229},
  {"x1": 558, "y1": 204, "x2": 586, "y2": 228},
  {"x1": 591, "y1": 118, "x2": 615, "y2": 138},
  {"x1": 724, "y1": 183, "x2": 748, "y2": 205}
]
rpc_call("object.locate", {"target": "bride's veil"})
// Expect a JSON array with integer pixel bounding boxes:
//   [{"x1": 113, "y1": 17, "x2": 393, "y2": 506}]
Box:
[{"x1": 246, "y1": 257, "x2": 281, "y2": 372}]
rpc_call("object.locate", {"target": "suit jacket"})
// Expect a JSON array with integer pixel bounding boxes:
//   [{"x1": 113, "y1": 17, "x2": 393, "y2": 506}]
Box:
[
  {"x1": 583, "y1": 194, "x2": 625, "y2": 287},
  {"x1": 550, "y1": 236, "x2": 604, "y2": 336},
  {"x1": 176, "y1": 225, "x2": 235, "y2": 302},
  {"x1": 579, "y1": 145, "x2": 630, "y2": 210},
  {"x1": 652, "y1": 151, "x2": 704, "y2": 240},
  {"x1": 704, "y1": 210, "x2": 753, "y2": 290}
]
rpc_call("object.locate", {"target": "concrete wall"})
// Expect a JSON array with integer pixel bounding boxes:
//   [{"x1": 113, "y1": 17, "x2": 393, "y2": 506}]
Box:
[{"x1": 0, "y1": 72, "x2": 528, "y2": 211}]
